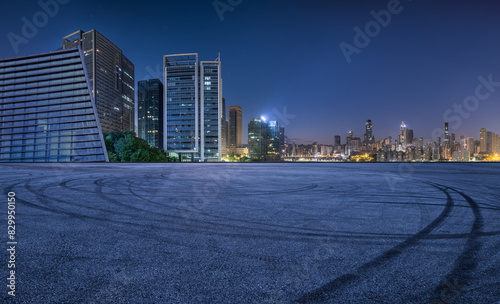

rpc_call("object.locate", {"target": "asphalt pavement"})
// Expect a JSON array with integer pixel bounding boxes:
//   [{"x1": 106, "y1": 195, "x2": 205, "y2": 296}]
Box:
[{"x1": 0, "y1": 163, "x2": 499, "y2": 303}]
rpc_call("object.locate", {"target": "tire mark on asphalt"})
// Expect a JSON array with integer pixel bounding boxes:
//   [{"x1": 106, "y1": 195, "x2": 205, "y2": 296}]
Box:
[
  {"x1": 294, "y1": 183, "x2": 455, "y2": 303},
  {"x1": 11, "y1": 174, "x2": 500, "y2": 247},
  {"x1": 14, "y1": 175, "x2": 413, "y2": 243},
  {"x1": 17, "y1": 175, "x2": 415, "y2": 243},
  {"x1": 428, "y1": 185, "x2": 484, "y2": 303}
]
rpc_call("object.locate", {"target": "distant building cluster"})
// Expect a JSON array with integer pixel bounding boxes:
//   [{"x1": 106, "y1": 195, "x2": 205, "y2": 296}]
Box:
[{"x1": 284, "y1": 120, "x2": 500, "y2": 162}]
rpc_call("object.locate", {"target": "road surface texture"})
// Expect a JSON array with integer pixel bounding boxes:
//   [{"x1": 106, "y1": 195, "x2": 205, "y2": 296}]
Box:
[{"x1": 0, "y1": 163, "x2": 499, "y2": 303}]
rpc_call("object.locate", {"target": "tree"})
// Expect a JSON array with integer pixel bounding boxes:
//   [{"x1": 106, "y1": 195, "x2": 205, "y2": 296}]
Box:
[{"x1": 103, "y1": 131, "x2": 175, "y2": 162}]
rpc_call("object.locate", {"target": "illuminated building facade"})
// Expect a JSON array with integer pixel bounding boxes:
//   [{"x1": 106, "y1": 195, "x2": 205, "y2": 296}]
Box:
[
  {"x1": 364, "y1": 119, "x2": 373, "y2": 150},
  {"x1": 0, "y1": 47, "x2": 108, "y2": 162},
  {"x1": 397, "y1": 121, "x2": 407, "y2": 152},
  {"x1": 266, "y1": 121, "x2": 281, "y2": 161},
  {"x1": 138, "y1": 79, "x2": 163, "y2": 149},
  {"x1": 163, "y1": 53, "x2": 222, "y2": 162},
  {"x1": 62, "y1": 29, "x2": 135, "y2": 133},
  {"x1": 279, "y1": 126, "x2": 285, "y2": 159},
  {"x1": 248, "y1": 117, "x2": 267, "y2": 160},
  {"x1": 443, "y1": 122, "x2": 451, "y2": 159}
]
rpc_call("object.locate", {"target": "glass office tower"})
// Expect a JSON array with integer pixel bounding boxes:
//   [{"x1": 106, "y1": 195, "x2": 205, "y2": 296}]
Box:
[
  {"x1": 138, "y1": 79, "x2": 163, "y2": 150},
  {"x1": 0, "y1": 47, "x2": 108, "y2": 162},
  {"x1": 248, "y1": 117, "x2": 267, "y2": 160},
  {"x1": 266, "y1": 121, "x2": 281, "y2": 162},
  {"x1": 201, "y1": 61, "x2": 221, "y2": 161},
  {"x1": 62, "y1": 30, "x2": 135, "y2": 133},
  {"x1": 163, "y1": 53, "x2": 222, "y2": 162}
]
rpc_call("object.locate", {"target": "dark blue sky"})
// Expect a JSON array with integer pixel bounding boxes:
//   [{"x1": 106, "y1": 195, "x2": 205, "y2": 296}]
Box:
[{"x1": 1, "y1": 0, "x2": 500, "y2": 144}]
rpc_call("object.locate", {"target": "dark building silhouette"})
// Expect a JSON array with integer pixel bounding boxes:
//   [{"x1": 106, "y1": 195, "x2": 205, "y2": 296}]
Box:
[
  {"x1": 364, "y1": 119, "x2": 373, "y2": 149},
  {"x1": 229, "y1": 105, "x2": 242, "y2": 148},
  {"x1": 138, "y1": 79, "x2": 163, "y2": 150}
]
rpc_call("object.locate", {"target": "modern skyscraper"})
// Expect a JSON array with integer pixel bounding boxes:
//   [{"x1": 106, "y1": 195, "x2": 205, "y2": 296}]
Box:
[
  {"x1": 346, "y1": 131, "x2": 354, "y2": 155},
  {"x1": 364, "y1": 119, "x2": 373, "y2": 150},
  {"x1": 406, "y1": 129, "x2": 414, "y2": 147},
  {"x1": 494, "y1": 133, "x2": 500, "y2": 154},
  {"x1": 398, "y1": 122, "x2": 407, "y2": 152},
  {"x1": 228, "y1": 105, "x2": 242, "y2": 148},
  {"x1": 466, "y1": 137, "x2": 475, "y2": 155},
  {"x1": 0, "y1": 47, "x2": 108, "y2": 162},
  {"x1": 137, "y1": 79, "x2": 163, "y2": 150},
  {"x1": 480, "y1": 128, "x2": 487, "y2": 153},
  {"x1": 62, "y1": 30, "x2": 135, "y2": 133},
  {"x1": 486, "y1": 131, "x2": 493, "y2": 154},
  {"x1": 266, "y1": 121, "x2": 281, "y2": 161},
  {"x1": 221, "y1": 97, "x2": 228, "y2": 155},
  {"x1": 248, "y1": 117, "x2": 267, "y2": 160},
  {"x1": 443, "y1": 122, "x2": 451, "y2": 159},
  {"x1": 443, "y1": 122, "x2": 450, "y2": 144},
  {"x1": 334, "y1": 135, "x2": 341, "y2": 146},
  {"x1": 279, "y1": 126, "x2": 285, "y2": 159},
  {"x1": 163, "y1": 53, "x2": 222, "y2": 162}
]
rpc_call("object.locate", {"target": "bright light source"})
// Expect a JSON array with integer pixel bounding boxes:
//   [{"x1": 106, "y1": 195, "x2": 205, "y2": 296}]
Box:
[{"x1": 261, "y1": 116, "x2": 266, "y2": 122}]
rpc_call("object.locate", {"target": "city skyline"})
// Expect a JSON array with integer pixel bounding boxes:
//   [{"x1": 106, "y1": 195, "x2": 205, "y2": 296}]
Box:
[{"x1": 1, "y1": 0, "x2": 500, "y2": 145}]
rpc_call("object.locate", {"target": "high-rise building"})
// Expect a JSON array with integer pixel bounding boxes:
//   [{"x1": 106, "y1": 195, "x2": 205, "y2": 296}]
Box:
[
  {"x1": 221, "y1": 97, "x2": 228, "y2": 155},
  {"x1": 443, "y1": 122, "x2": 450, "y2": 144},
  {"x1": 279, "y1": 126, "x2": 285, "y2": 159},
  {"x1": 494, "y1": 133, "x2": 500, "y2": 154},
  {"x1": 406, "y1": 129, "x2": 414, "y2": 147},
  {"x1": 334, "y1": 135, "x2": 342, "y2": 154},
  {"x1": 486, "y1": 131, "x2": 493, "y2": 154},
  {"x1": 334, "y1": 135, "x2": 341, "y2": 146},
  {"x1": 62, "y1": 30, "x2": 135, "y2": 133},
  {"x1": 266, "y1": 121, "x2": 281, "y2": 161},
  {"x1": 137, "y1": 79, "x2": 163, "y2": 149},
  {"x1": 466, "y1": 137, "x2": 475, "y2": 155},
  {"x1": 163, "y1": 53, "x2": 222, "y2": 162},
  {"x1": 398, "y1": 122, "x2": 407, "y2": 152},
  {"x1": 480, "y1": 128, "x2": 487, "y2": 154},
  {"x1": 351, "y1": 137, "x2": 362, "y2": 152},
  {"x1": 0, "y1": 47, "x2": 108, "y2": 162},
  {"x1": 228, "y1": 105, "x2": 242, "y2": 148},
  {"x1": 346, "y1": 131, "x2": 354, "y2": 155},
  {"x1": 364, "y1": 119, "x2": 373, "y2": 150},
  {"x1": 248, "y1": 117, "x2": 267, "y2": 160},
  {"x1": 443, "y1": 122, "x2": 451, "y2": 159}
]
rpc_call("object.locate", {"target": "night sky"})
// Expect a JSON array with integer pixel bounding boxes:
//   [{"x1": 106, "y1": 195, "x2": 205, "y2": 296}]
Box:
[{"x1": 1, "y1": 0, "x2": 500, "y2": 144}]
